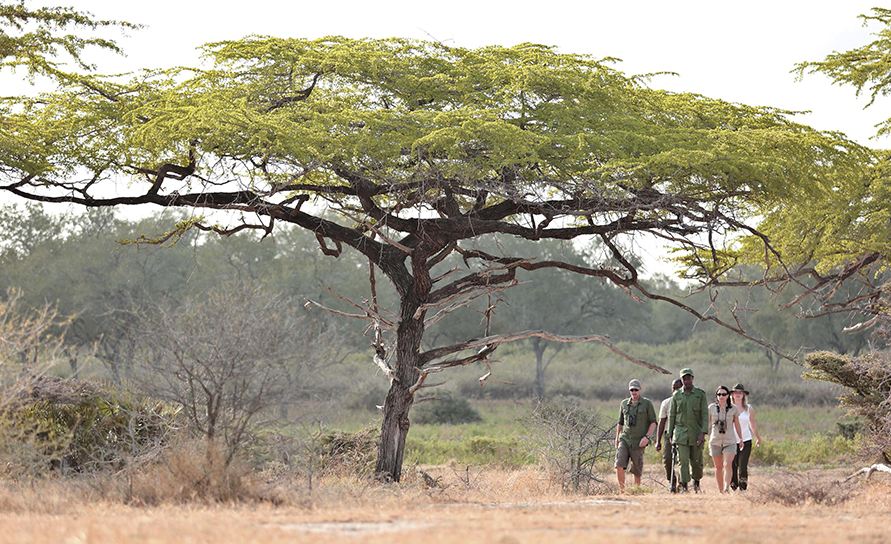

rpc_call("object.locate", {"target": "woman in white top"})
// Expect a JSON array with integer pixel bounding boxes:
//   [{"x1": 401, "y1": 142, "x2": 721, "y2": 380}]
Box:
[
  {"x1": 730, "y1": 383, "x2": 762, "y2": 491},
  {"x1": 708, "y1": 385, "x2": 744, "y2": 493}
]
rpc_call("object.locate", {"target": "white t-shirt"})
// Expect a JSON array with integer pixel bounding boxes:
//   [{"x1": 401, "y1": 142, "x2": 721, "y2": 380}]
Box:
[
  {"x1": 659, "y1": 397, "x2": 672, "y2": 420},
  {"x1": 737, "y1": 404, "x2": 753, "y2": 441}
]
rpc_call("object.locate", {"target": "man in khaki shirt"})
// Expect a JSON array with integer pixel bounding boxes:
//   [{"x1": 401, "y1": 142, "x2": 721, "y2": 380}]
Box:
[{"x1": 615, "y1": 379, "x2": 657, "y2": 493}]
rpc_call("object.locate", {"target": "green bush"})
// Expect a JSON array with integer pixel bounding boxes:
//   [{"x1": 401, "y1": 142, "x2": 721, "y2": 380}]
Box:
[
  {"x1": 750, "y1": 441, "x2": 784, "y2": 466},
  {"x1": 750, "y1": 433, "x2": 861, "y2": 467},
  {"x1": 413, "y1": 394, "x2": 482, "y2": 425}
]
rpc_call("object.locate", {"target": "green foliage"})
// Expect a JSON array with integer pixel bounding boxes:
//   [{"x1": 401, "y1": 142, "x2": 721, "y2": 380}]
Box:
[
  {"x1": 405, "y1": 431, "x2": 529, "y2": 466},
  {"x1": 413, "y1": 394, "x2": 482, "y2": 425},
  {"x1": 750, "y1": 434, "x2": 861, "y2": 467},
  {"x1": 797, "y1": 8, "x2": 891, "y2": 127},
  {"x1": 737, "y1": 8, "x2": 891, "y2": 287},
  {"x1": 0, "y1": 35, "x2": 865, "y2": 274},
  {"x1": 0, "y1": 2, "x2": 136, "y2": 77}
]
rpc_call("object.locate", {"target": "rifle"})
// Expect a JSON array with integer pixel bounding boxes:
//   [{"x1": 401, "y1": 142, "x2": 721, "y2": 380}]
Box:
[{"x1": 670, "y1": 443, "x2": 679, "y2": 493}]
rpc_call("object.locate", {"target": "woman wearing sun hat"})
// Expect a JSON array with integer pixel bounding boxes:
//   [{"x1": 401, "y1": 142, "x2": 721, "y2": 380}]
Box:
[{"x1": 730, "y1": 383, "x2": 762, "y2": 491}]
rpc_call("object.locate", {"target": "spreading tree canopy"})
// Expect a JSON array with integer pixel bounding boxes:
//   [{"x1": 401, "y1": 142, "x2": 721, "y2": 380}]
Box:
[
  {"x1": 0, "y1": 32, "x2": 868, "y2": 480},
  {"x1": 720, "y1": 7, "x2": 891, "y2": 332}
]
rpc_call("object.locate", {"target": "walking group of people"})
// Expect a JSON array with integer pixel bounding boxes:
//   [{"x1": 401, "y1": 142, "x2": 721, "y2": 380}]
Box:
[{"x1": 614, "y1": 368, "x2": 762, "y2": 493}]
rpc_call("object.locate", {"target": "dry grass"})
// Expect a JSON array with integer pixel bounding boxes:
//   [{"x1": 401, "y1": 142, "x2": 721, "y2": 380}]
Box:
[
  {"x1": 0, "y1": 467, "x2": 888, "y2": 543},
  {"x1": 749, "y1": 470, "x2": 856, "y2": 506}
]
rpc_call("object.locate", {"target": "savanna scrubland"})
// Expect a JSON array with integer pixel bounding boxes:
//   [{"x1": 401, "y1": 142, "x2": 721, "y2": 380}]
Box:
[{"x1": 1, "y1": 3, "x2": 890, "y2": 543}]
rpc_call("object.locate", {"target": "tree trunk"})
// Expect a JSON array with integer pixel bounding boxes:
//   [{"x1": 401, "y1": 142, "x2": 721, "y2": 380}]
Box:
[
  {"x1": 375, "y1": 297, "x2": 424, "y2": 482},
  {"x1": 532, "y1": 338, "x2": 547, "y2": 400}
]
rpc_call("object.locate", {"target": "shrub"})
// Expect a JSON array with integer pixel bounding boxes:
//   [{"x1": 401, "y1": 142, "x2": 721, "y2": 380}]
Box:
[
  {"x1": 804, "y1": 350, "x2": 891, "y2": 461},
  {"x1": 1, "y1": 376, "x2": 176, "y2": 476},
  {"x1": 119, "y1": 439, "x2": 255, "y2": 505},
  {"x1": 315, "y1": 427, "x2": 378, "y2": 476},
  {"x1": 750, "y1": 441, "x2": 784, "y2": 466},
  {"x1": 750, "y1": 434, "x2": 861, "y2": 467},
  {"x1": 523, "y1": 398, "x2": 615, "y2": 494},
  {"x1": 413, "y1": 394, "x2": 482, "y2": 425},
  {"x1": 837, "y1": 421, "x2": 862, "y2": 441}
]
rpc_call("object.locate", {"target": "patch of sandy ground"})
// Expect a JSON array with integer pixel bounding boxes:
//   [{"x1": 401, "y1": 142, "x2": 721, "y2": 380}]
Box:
[{"x1": 0, "y1": 469, "x2": 888, "y2": 543}]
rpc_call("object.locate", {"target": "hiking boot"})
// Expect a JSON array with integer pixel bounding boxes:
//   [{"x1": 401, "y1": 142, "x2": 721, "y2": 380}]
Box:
[
  {"x1": 679, "y1": 482, "x2": 689, "y2": 493},
  {"x1": 693, "y1": 480, "x2": 701, "y2": 493},
  {"x1": 670, "y1": 482, "x2": 677, "y2": 493}
]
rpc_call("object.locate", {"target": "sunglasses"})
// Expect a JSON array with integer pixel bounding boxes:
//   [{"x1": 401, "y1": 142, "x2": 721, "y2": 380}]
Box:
[
  {"x1": 716, "y1": 392, "x2": 728, "y2": 397},
  {"x1": 629, "y1": 388, "x2": 639, "y2": 392}
]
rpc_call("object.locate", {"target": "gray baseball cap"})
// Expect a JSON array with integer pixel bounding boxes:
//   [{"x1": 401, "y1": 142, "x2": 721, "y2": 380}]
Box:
[{"x1": 628, "y1": 379, "x2": 642, "y2": 390}]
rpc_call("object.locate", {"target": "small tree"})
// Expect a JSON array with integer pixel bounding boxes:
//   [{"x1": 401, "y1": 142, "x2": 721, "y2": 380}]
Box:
[
  {"x1": 525, "y1": 399, "x2": 615, "y2": 493},
  {"x1": 131, "y1": 284, "x2": 327, "y2": 465}
]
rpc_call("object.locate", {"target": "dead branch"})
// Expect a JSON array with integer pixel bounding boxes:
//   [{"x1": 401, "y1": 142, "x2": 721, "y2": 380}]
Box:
[
  {"x1": 420, "y1": 330, "x2": 669, "y2": 374},
  {"x1": 843, "y1": 463, "x2": 891, "y2": 482}
]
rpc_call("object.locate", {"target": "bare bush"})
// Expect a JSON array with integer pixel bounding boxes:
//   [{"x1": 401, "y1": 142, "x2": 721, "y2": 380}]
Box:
[
  {"x1": 0, "y1": 290, "x2": 76, "y2": 475},
  {"x1": 749, "y1": 472, "x2": 855, "y2": 506},
  {"x1": 524, "y1": 399, "x2": 616, "y2": 494},
  {"x1": 130, "y1": 284, "x2": 336, "y2": 466},
  {"x1": 5, "y1": 377, "x2": 177, "y2": 476},
  {"x1": 315, "y1": 427, "x2": 379, "y2": 478}
]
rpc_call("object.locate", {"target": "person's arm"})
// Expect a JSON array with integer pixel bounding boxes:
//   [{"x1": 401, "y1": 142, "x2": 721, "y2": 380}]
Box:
[
  {"x1": 616, "y1": 406, "x2": 624, "y2": 448},
  {"x1": 733, "y1": 412, "x2": 743, "y2": 447},
  {"x1": 656, "y1": 416, "x2": 668, "y2": 451},
  {"x1": 641, "y1": 420, "x2": 657, "y2": 448},
  {"x1": 640, "y1": 402, "x2": 657, "y2": 448},
  {"x1": 749, "y1": 406, "x2": 762, "y2": 446},
  {"x1": 667, "y1": 396, "x2": 676, "y2": 445},
  {"x1": 697, "y1": 392, "x2": 708, "y2": 446}
]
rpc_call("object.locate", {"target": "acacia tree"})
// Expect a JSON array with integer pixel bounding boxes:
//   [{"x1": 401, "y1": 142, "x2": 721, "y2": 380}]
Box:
[
  {"x1": 0, "y1": 34, "x2": 866, "y2": 481},
  {"x1": 717, "y1": 8, "x2": 891, "y2": 476}
]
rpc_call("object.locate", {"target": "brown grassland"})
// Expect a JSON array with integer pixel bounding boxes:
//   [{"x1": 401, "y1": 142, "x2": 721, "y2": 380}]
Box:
[{"x1": 0, "y1": 466, "x2": 887, "y2": 544}]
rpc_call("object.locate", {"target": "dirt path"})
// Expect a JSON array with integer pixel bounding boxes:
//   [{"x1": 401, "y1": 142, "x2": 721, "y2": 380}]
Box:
[{"x1": 0, "y1": 486, "x2": 887, "y2": 544}]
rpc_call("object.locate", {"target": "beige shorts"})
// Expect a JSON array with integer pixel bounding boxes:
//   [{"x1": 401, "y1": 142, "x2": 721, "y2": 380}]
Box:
[
  {"x1": 709, "y1": 442, "x2": 737, "y2": 458},
  {"x1": 615, "y1": 442, "x2": 644, "y2": 476}
]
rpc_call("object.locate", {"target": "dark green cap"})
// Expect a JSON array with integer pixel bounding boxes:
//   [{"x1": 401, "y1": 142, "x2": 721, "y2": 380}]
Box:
[{"x1": 680, "y1": 368, "x2": 694, "y2": 378}]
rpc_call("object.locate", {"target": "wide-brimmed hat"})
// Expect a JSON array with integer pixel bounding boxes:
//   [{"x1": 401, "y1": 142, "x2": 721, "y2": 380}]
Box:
[{"x1": 731, "y1": 383, "x2": 749, "y2": 394}]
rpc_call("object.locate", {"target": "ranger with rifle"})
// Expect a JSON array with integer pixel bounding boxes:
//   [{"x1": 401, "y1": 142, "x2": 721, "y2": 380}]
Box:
[{"x1": 667, "y1": 368, "x2": 708, "y2": 493}]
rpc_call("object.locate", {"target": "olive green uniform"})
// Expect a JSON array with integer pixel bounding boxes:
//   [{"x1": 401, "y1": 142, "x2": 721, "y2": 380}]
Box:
[
  {"x1": 667, "y1": 387, "x2": 708, "y2": 485},
  {"x1": 615, "y1": 397, "x2": 657, "y2": 476}
]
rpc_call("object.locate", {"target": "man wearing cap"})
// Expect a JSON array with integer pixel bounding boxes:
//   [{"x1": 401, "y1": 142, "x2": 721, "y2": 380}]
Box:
[
  {"x1": 615, "y1": 379, "x2": 657, "y2": 493},
  {"x1": 656, "y1": 378, "x2": 683, "y2": 491},
  {"x1": 668, "y1": 368, "x2": 708, "y2": 493}
]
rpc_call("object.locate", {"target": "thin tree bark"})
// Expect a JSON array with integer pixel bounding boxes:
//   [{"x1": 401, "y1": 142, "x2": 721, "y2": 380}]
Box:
[{"x1": 532, "y1": 338, "x2": 547, "y2": 400}]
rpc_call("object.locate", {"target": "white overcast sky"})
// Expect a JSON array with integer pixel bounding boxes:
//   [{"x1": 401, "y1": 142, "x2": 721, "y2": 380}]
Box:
[
  {"x1": 18, "y1": 1, "x2": 891, "y2": 275},
  {"x1": 54, "y1": 0, "x2": 891, "y2": 146}
]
